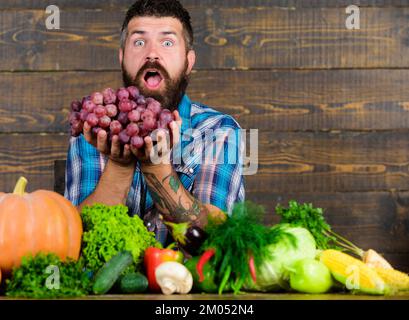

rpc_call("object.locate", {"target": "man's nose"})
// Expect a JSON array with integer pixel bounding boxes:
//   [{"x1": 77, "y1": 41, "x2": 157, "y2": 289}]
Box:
[
  {"x1": 145, "y1": 43, "x2": 160, "y2": 62},
  {"x1": 146, "y1": 57, "x2": 159, "y2": 62}
]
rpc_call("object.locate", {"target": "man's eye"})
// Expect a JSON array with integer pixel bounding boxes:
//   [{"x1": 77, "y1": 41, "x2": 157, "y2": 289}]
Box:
[
  {"x1": 134, "y1": 40, "x2": 145, "y2": 47},
  {"x1": 163, "y1": 40, "x2": 174, "y2": 47}
]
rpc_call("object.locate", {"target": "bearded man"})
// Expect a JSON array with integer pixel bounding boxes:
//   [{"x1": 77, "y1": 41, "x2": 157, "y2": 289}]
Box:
[{"x1": 65, "y1": 0, "x2": 245, "y2": 249}]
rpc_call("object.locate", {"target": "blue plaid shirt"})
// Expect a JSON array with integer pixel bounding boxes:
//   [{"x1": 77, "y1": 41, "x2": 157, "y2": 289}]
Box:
[{"x1": 65, "y1": 94, "x2": 245, "y2": 245}]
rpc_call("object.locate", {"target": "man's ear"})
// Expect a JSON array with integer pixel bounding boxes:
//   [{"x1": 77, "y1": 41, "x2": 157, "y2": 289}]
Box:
[
  {"x1": 186, "y1": 50, "x2": 196, "y2": 75},
  {"x1": 119, "y1": 48, "x2": 124, "y2": 66}
]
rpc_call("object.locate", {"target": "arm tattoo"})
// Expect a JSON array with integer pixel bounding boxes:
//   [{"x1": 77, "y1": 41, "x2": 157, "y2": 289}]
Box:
[{"x1": 143, "y1": 170, "x2": 210, "y2": 223}]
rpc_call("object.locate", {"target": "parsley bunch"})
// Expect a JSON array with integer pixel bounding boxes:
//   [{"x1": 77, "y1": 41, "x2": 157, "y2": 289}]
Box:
[
  {"x1": 6, "y1": 253, "x2": 92, "y2": 299},
  {"x1": 275, "y1": 200, "x2": 364, "y2": 257}
]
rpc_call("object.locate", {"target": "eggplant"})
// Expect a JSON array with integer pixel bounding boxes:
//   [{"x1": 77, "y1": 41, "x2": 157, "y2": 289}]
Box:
[{"x1": 164, "y1": 221, "x2": 207, "y2": 256}]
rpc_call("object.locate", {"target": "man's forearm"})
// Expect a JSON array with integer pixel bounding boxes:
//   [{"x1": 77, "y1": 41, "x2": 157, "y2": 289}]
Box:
[
  {"x1": 141, "y1": 163, "x2": 223, "y2": 228},
  {"x1": 77, "y1": 159, "x2": 135, "y2": 213}
]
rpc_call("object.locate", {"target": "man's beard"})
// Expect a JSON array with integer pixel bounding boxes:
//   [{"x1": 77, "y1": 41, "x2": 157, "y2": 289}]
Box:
[{"x1": 122, "y1": 59, "x2": 190, "y2": 111}]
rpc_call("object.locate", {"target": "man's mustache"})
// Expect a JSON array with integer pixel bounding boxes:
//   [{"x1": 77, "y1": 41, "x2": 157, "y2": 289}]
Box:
[{"x1": 135, "y1": 61, "x2": 170, "y2": 83}]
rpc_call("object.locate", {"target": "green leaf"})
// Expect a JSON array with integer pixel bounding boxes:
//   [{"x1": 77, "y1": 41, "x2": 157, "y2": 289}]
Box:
[{"x1": 169, "y1": 176, "x2": 180, "y2": 193}]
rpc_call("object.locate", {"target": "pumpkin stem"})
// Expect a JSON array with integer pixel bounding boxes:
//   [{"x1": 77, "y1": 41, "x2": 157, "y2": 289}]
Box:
[{"x1": 13, "y1": 177, "x2": 28, "y2": 195}]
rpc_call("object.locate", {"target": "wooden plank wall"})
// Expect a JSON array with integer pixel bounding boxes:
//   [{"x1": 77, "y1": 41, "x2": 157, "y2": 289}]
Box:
[{"x1": 1, "y1": 1, "x2": 409, "y2": 270}]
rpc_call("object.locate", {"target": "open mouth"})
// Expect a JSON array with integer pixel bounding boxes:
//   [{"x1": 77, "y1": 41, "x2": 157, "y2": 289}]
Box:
[{"x1": 143, "y1": 69, "x2": 164, "y2": 90}]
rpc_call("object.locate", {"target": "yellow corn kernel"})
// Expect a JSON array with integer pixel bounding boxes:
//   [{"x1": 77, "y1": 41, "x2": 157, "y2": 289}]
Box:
[
  {"x1": 320, "y1": 249, "x2": 386, "y2": 295},
  {"x1": 374, "y1": 267, "x2": 409, "y2": 291}
]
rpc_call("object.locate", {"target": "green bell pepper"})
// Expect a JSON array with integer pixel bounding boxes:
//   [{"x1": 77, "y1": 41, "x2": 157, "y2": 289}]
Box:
[{"x1": 184, "y1": 256, "x2": 219, "y2": 293}]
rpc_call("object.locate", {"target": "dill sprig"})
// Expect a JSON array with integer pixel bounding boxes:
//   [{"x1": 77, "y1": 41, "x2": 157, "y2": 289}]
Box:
[{"x1": 203, "y1": 201, "x2": 295, "y2": 294}]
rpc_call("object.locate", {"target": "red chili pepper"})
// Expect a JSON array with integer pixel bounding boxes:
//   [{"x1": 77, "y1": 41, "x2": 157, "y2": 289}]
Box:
[
  {"x1": 144, "y1": 243, "x2": 184, "y2": 292},
  {"x1": 249, "y1": 254, "x2": 257, "y2": 283},
  {"x1": 197, "y1": 248, "x2": 216, "y2": 283}
]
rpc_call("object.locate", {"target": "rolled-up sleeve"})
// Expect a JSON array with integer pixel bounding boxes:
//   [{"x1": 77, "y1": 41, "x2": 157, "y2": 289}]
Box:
[{"x1": 64, "y1": 135, "x2": 102, "y2": 206}]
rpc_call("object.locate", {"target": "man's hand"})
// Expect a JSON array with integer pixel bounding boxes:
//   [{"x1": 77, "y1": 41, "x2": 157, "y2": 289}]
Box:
[
  {"x1": 130, "y1": 110, "x2": 182, "y2": 165},
  {"x1": 83, "y1": 121, "x2": 135, "y2": 166}
]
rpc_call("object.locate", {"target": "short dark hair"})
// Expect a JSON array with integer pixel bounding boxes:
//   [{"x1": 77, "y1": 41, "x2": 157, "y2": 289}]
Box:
[{"x1": 120, "y1": 0, "x2": 194, "y2": 51}]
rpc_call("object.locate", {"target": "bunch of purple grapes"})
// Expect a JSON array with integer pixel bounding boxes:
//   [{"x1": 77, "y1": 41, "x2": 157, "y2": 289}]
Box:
[{"x1": 69, "y1": 86, "x2": 175, "y2": 149}]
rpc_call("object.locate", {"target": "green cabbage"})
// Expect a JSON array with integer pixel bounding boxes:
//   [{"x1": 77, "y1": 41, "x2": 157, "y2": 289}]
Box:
[{"x1": 244, "y1": 224, "x2": 317, "y2": 292}]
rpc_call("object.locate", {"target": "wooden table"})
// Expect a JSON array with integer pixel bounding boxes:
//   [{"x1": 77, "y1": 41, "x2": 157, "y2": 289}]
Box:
[{"x1": 1, "y1": 293, "x2": 409, "y2": 300}]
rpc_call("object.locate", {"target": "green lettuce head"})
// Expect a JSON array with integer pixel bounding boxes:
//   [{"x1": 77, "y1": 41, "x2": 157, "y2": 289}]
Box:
[{"x1": 244, "y1": 224, "x2": 317, "y2": 292}]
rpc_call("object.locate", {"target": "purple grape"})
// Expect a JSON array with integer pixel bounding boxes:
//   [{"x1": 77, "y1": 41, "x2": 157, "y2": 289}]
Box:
[
  {"x1": 130, "y1": 100, "x2": 137, "y2": 110},
  {"x1": 109, "y1": 120, "x2": 122, "y2": 135},
  {"x1": 82, "y1": 95, "x2": 92, "y2": 104},
  {"x1": 105, "y1": 104, "x2": 118, "y2": 118},
  {"x1": 91, "y1": 92, "x2": 104, "y2": 105},
  {"x1": 128, "y1": 110, "x2": 141, "y2": 122},
  {"x1": 160, "y1": 108, "x2": 172, "y2": 116},
  {"x1": 92, "y1": 127, "x2": 103, "y2": 136},
  {"x1": 127, "y1": 86, "x2": 139, "y2": 100},
  {"x1": 99, "y1": 115, "x2": 111, "y2": 128},
  {"x1": 157, "y1": 120, "x2": 168, "y2": 129},
  {"x1": 126, "y1": 123, "x2": 140, "y2": 137},
  {"x1": 138, "y1": 123, "x2": 149, "y2": 137},
  {"x1": 143, "y1": 117, "x2": 158, "y2": 131},
  {"x1": 118, "y1": 130, "x2": 130, "y2": 144},
  {"x1": 83, "y1": 100, "x2": 96, "y2": 113},
  {"x1": 102, "y1": 88, "x2": 117, "y2": 105},
  {"x1": 147, "y1": 99, "x2": 162, "y2": 117},
  {"x1": 119, "y1": 99, "x2": 133, "y2": 112},
  {"x1": 79, "y1": 109, "x2": 89, "y2": 122},
  {"x1": 94, "y1": 105, "x2": 107, "y2": 118},
  {"x1": 117, "y1": 112, "x2": 130, "y2": 126},
  {"x1": 69, "y1": 112, "x2": 80, "y2": 124},
  {"x1": 136, "y1": 105, "x2": 146, "y2": 114},
  {"x1": 86, "y1": 113, "x2": 99, "y2": 127},
  {"x1": 71, "y1": 100, "x2": 82, "y2": 112},
  {"x1": 131, "y1": 135, "x2": 144, "y2": 149},
  {"x1": 141, "y1": 109, "x2": 155, "y2": 121},
  {"x1": 70, "y1": 120, "x2": 83, "y2": 136},
  {"x1": 117, "y1": 87, "x2": 130, "y2": 101},
  {"x1": 159, "y1": 109, "x2": 174, "y2": 126},
  {"x1": 137, "y1": 96, "x2": 146, "y2": 105}
]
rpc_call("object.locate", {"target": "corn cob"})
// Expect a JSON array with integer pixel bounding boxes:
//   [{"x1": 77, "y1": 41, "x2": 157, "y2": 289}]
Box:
[
  {"x1": 373, "y1": 267, "x2": 409, "y2": 291},
  {"x1": 320, "y1": 249, "x2": 386, "y2": 295}
]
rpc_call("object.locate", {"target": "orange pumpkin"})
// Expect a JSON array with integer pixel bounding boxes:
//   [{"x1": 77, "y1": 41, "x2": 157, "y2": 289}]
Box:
[{"x1": 0, "y1": 177, "x2": 82, "y2": 275}]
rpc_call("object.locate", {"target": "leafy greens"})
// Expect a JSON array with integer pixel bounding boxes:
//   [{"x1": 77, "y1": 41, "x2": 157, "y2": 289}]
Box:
[
  {"x1": 6, "y1": 253, "x2": 92, "y2": 298},
  {"x1": 81, "y1": 204, "x2": 161, "y2": 272},
  {"x1": 243, "y1": 224, "x2": 317, "y2": 292},
  {"x1": 275, "y1": 200, "x2": 364, "y2": 257},
  {"x1": 202, "y1": 201, "x2": 296, "y2": 294}
]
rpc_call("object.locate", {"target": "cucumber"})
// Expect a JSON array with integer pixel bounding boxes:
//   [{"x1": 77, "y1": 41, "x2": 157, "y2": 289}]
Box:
[
  {"x1": 93, "y1": 251, "x2": 133, "y2": 295},
  {"x1": 118, "y1": 272, "x2": 148, "y2": 294}
]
